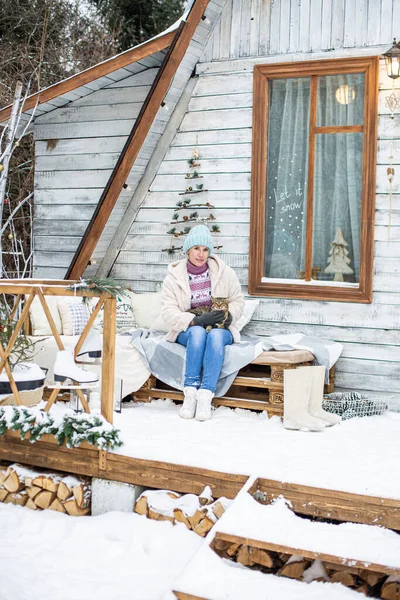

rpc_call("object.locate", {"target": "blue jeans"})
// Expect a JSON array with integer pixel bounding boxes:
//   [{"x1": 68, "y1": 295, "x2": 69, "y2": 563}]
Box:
[{"x1": 177, "y1": 326, "x2": 233, "y2": 393}]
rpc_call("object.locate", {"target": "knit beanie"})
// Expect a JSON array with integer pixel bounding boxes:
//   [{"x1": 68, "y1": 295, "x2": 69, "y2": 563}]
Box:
[{"x1": 183, "y1": 225, "x2": 213, "y2": 255}]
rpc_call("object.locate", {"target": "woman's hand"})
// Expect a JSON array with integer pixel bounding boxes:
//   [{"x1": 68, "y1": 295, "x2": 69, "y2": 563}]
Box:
[
  {"x1": 224, "y1": 311, "x2": 233, "y2": 328},
  {"x1": 193, "y1": 310, "x2": 225, "y2": 328}
]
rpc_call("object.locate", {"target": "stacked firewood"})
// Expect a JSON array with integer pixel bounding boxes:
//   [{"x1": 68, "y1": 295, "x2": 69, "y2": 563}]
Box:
[
  {"x1": 0, "y1": 462, "x2": 91, "y2": 516},
  {"x1": 211, "y1": 539, "x2": 400, "y2": 599},
  {"x1": 134, "y1": 486, "x2": 230, "y2": 537}
]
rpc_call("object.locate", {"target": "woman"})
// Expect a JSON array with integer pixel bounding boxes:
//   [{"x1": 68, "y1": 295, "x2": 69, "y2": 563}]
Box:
[{"x1": 161, "y1": 225, "x2": 244, "y2": 421}]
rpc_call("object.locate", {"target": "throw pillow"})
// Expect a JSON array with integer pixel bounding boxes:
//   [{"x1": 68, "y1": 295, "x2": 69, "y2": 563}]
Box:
[
  {"x1": 58, "y1": 300, "x2": 90, "y2": 336},
  {"x1": 131, "y1": 291, "x2": 162, "y2": 329},
  {"x1": 236, "y1": 299, "x2": 260, "y2": 332},
  {"x1": 88, "y1": 293, "x2": 137, "y2": 333},
  {"x1": 28, "y1": 295, "x2": 63, "y2": 336}
]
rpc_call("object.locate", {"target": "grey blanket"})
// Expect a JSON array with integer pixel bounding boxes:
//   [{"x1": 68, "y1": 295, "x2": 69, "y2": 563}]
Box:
[{"x1": 131, "y1": 330, "x2": 264, "y2": 397}]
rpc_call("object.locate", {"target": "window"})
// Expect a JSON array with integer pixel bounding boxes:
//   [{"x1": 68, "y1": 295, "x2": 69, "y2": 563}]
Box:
[{"x1": 249, "y1": 57, "x2": 378, "y2": 302}]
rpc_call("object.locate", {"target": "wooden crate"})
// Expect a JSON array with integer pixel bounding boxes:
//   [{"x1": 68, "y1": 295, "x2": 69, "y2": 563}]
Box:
[{"x1": 134, "y1": 352, "x2": 336, "y2": 416}]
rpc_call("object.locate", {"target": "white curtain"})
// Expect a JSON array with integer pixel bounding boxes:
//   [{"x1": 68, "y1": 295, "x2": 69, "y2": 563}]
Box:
[{"x1": 264, "y1": 74, "x2": 364, "y2": 283}]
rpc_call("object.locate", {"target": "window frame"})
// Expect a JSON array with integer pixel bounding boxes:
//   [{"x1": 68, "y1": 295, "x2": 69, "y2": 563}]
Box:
[{"x1": 249, "y1": 56, "x2": 379, "y2": 303}]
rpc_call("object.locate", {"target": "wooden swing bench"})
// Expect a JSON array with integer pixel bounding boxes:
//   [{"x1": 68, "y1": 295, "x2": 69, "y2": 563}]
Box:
[{"x1": 134, "y1": 350, "x2": 336, "y2": 416}]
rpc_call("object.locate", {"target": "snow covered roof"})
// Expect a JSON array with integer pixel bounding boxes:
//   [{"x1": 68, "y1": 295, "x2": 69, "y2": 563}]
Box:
[{"x1": 0, "y1": 30, "x2": 176, "y2": 129}]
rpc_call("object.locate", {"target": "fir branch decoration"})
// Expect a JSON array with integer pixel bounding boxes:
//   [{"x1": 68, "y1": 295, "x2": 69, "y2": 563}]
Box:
[
  {"x1": 67, "y1": 277, "x2": 129, "y2": 301},
  {"x1": 56, "y1": 413, "x2": 123, "y2": 450},
  {"x1": 0, "y1": 406, "x2": 123, "y2": 450}
]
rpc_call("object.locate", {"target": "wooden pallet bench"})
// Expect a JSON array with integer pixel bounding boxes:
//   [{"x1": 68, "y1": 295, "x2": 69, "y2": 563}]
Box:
[{"x1": 134, "y1": 349, "x2": 336, "y2": 416}]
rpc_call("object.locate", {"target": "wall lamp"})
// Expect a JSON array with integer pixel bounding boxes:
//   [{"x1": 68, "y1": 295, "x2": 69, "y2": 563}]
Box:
[{"x1": 383, "y1": 38, "x2": 400, "y2": 118}]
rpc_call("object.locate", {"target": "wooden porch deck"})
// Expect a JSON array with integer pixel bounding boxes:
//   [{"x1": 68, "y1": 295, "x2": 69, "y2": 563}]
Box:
[{"x1": 1, "y1": 431, "x2": 399, "y2": 531}]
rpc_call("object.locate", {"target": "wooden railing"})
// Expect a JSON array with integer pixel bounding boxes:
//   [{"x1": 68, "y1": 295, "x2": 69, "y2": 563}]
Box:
[{"x1": 0, "y1": 279, "x2": 116, "y2": 424}]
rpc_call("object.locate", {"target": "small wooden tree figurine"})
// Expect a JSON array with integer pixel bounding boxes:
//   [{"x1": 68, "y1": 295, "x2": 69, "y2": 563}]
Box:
[
  {"x1": 324, "y1": 227, "x2": 354, "y2": 282},
  {"x1": 163, "y1": 139, "x2": 222, "y2": 254}
]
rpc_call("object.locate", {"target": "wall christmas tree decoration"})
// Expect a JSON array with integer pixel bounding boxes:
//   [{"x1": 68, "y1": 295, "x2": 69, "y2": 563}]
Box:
[
  {"x1": 163, "y1": 139, "x2": 222, "y2": 254},
  {"x1": 324, "y1": 227, "x2": 354, "y2": 282}
]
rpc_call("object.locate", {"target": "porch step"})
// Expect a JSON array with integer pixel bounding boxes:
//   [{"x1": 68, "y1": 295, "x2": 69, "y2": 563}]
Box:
[{"x1": 173, "y1": 477, "x2": 400, "y2": 600}]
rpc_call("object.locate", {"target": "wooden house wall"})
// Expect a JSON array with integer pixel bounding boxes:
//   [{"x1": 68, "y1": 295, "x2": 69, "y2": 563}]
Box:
[
  {"x1": 32, "y1": 62, "x2": 162, "y2": 275},
  {"x1": 110, "y1": 0, "x2": 400, "y2": 401}
]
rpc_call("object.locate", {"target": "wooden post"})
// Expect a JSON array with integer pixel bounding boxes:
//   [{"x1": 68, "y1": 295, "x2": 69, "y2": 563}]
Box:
[{"x1": 101, "y1": 297, "x2": 116, "y2": 424}]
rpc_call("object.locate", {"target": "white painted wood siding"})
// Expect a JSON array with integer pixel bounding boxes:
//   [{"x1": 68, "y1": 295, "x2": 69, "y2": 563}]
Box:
[
  {"x1": 32, "y1": 0, "x2": 228, "y2": 280},
  {"x1": 201, "y1": 0, "x2": 399, "y2": 61}
]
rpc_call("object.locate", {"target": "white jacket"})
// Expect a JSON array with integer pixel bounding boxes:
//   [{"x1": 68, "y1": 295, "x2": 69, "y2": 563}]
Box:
[{"x1": 157, "y1": 255, "x2": 244, "y2": 343}]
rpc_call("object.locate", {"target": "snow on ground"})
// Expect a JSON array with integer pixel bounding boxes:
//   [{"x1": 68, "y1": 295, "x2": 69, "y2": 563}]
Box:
[
  {"x1": 109, "y1": 400, "x2": 400, "y2": 499},
  {"x1": 0, "y1": 503, "x2": 202, "y2": 600},
  {"x1": 0, "y1": 502, "x2": 374, "y2": 600}
]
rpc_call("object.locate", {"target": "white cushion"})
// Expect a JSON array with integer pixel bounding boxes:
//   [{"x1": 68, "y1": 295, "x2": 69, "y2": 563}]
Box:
[
  {"x1": 131, "y1": 291, "x2": 162, "y2": 329},
  {"x1": 236, "y1": 299, "x2": 260, "y2": 332},
  {"x1": 28, "y1": 295, "x2": 63, "y2": 335},
  {"x1": 88, "y1": 293, "x2": 137, "y2": 333},
  {"x1": 58, "y1": 300, "x2": 90, "y2": 335}
]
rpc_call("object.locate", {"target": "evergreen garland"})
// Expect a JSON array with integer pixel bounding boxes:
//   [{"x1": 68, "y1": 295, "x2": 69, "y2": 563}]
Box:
[
  {"x1": 0, "y1": 406, "x2": 123, "y2": 450},
  {"x1": 66, "y1": 277, "x2": 129, "y2": 302}
]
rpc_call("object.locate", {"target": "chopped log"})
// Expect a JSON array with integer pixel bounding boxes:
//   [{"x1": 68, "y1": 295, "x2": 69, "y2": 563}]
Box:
[
  {"x1": 188, "y1": 509, "x2": 206, "y2": 530},
  {"x1": 227, "y1": 543, "x2": 241, "y2": 558},
  {"x1": 24, "y1": 477, "x2": 33, "y2": 487},
  {"x1": 57, "y1": 481, "x2": 73, "y2": 502},
  {"x1": 211, "y1": 538, "x2": 232, "y2": 556},
  {"x1": 199, "y1": 486, "x2": 213, "y2": 506},
  {"x1": 72, "y1": 482, "x2": 91, "y2": 509},
  {"x1": 0, "y1": 467, "x2": 9, "y2": 486},
  {"x1": 167, "y1": 491, "x2": 180, "y2": 499},
  {"x1": 64, "y1": 498, "x2": 90, "y2": 517},
  {"x1": 330, "y1": 571, "x2": 357, "y2": 587},
  {"x1": 173, "y1": 509, "x2": 192, "y2": 529},
  {"x1": 148, "y1": 508, "x2": 175, "y2": 523},
  {"x1": 324, "y1": 561, "x2": 361, "y2": 576},
  {"x1": 278, "y1": 560, "x2": 310, "y2": 580},
  {"x1": 279, "y1": 553, "x2": 291, "y2": 564},
  {"x1": 7, "y1": 492, "x2": 28, "y2": 507},
  {"x1": 236, "y1": 545, "x2": 253, "y2": 567},
  {"x1": 193, "y1": 515, "x2": 215, "y2": 537},
  {"x1": 3, "y1": 470, "x2": 24, "y2": 493},
  {"x1": 32, "y1": 476, "x2": 58, "y2": 493},
  {"x1": 0, "y1": 488, "x2": 9, "y2": 502},
  {"x1": 49, "y1": 498, "x2": 66, "y2": 513},
  {"x1": 134, "y1": 495, "x2": 148, "y2": 516},
  {"x1": 211, "y1": 501, "x2": 225, "y2": 520},
  {"x1": 26, "y1": 498, "x2": 38, "y2": 510},
  {"x1": 35, "y1": 490, "x2": 57, "y2": 510},
  {"x1": 381, "y1": 581, "x2": 400, "y2": 600},
  {"x1": 249, "y1": 547, "x2": 275, "y2": 569},
  {"x1": 26, "y1": 485, "x2": 42, "y2": 500},
  {"x1": 359, "y1": 569, "x2": 385, "y2": 587},
  {"x1": 355, "y1": 583, "x2": 370, "y2": 595}
]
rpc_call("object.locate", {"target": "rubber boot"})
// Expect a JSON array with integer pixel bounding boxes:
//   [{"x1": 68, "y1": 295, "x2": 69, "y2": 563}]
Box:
[
  {"x1": 283, "y1": 367, "x2": 326, "y2": 432},
  {"x1": 53, "y1": 350, "x2": 99, "y2": 384},
  {"x1": 76, "y1": 328, "x2": 102, "y2": 358},
  {"x1": 195, "y1": 389, "x2": 214, "y2": 421},
  {"x1": 308, "y1": 365, "x2": 341, "y2": 426},
  {"x1": 180, "y1": 386, "x2": 197, "y2": 419}
]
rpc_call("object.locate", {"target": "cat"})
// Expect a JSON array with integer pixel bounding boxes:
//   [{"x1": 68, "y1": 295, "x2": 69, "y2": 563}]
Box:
[{"x1": 188, "y1": 297, "x2": 229, "y2": 332}]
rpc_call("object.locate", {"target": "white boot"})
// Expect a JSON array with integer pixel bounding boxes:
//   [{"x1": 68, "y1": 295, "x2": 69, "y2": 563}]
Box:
[
  {"x1": 76, "y1": 328, "x2": 102, "y2": 358},
  {"x1": 308, "y1": 366, "x2": 341, "y2": 427},
  {"x1": 180, "y1": 386, "x2": 197, "y2": 419},
  {"x1": 54, "y1": 351, "x2": 99, "y2": 384},
  {"x1": 195, "y1": 389, "x2": 214, "y2": 421},
  {"x1": 284, "y1": 367, "x2": 326, "y2": 432}
]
